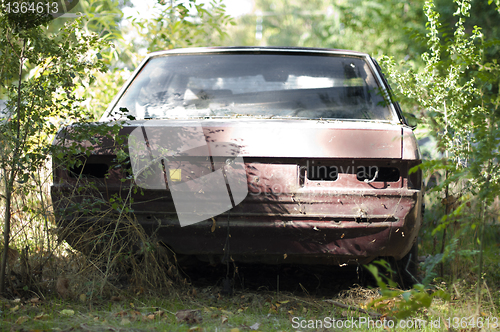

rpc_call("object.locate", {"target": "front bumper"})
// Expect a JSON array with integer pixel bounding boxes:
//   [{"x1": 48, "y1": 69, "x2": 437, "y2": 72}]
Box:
[{"x1": 52, "y1": 184, "x2": 422, "y2": 265}]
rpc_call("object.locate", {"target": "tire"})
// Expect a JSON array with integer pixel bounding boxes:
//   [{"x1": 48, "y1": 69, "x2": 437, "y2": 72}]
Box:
[{"x1": 393, "y1": 241, "x2": 420, "y2": 289}]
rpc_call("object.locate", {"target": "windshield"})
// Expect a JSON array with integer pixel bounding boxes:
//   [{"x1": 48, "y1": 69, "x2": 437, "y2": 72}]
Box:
[{"x1": 109, "y1": 53, "x2": 395, "y2": 121}]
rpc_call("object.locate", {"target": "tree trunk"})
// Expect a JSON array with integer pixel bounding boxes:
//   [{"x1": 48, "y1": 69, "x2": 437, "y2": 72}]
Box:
[
  {"x1": 0, "y1": 180, "x2": 12, "y2": 294},
  {"x1": 0, "y1": 38, "x2": 26, "y2": 294}
]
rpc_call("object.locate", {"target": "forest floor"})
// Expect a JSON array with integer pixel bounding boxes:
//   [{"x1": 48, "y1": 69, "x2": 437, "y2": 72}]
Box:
[{"x1": 1, "y1": 262, "x2": 497, "y2": 331}]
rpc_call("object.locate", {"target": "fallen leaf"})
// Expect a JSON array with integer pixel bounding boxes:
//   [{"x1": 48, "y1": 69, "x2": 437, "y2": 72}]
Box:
[
  {"x1": 175, "y1": 309, "x2": 202, "y2": 324},
  {"x1": 147, "y1": 314, "x2": 155, "y2": 320},
  {"x1": 188, "y1": 327, "x2": 203, "y2": 332},
  {"x1": 60, "y1": 309, "x2": 75, "y2": 316},
  {"x1": 249, "y1": 322, "x2": 260, "y2": 330},
  {"x1": 154, "y1": 310, "x2": 164, "y2": 317},
  {"x1": 29, "y1": 297, "x2": 40, "y2": 303},
  {"x1": 221, "y1": 315, "x2": 228, "y2": 324},
  {"x1": 79, "y1": 294, "x2": 87, "y2": 302},
  {"x1": 230, "y1": 329, "x2": 240, "y2": 332},
  {"x1": 34, "y1": 313, "x2": 49, "y2": 320},
  {"x1": 15, "y1": 315, "x2": 29, "y2": 324},
  {"x1": 10, "y1": 305, "x2": 19, "y2": 312},
  {"x1": 278, "y1": 300, "x2": 289, "y2": 304},
  {"x1": 120, "y1": 318, "x2": 131, "y2": 325},
  {"x1": 114, "y1": 311, "x2": 127, "y2": 317},
  {"x1": 131, "y1": 310, "x2": 142, "y2": 319}
]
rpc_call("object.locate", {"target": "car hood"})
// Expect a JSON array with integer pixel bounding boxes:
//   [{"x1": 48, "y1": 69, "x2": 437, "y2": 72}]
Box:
[{"x1": 121, "y1": 119, "x2": 404, "y2": 159}]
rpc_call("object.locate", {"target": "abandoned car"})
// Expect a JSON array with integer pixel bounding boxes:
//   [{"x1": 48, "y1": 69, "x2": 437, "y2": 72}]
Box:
[{"x1": 51, "y1": 47, "x2": 422, "y2": 285}]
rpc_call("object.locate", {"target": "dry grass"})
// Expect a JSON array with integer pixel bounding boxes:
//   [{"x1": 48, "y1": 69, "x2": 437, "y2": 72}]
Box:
[{"x1": 2, "y1": 164, "x2": 186, "y2": 302}]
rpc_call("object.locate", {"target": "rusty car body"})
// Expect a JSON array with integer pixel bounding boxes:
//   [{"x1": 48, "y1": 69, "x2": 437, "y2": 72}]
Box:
[{"x1": 51, "y1": 47, "x2": 422, "y2": 283}]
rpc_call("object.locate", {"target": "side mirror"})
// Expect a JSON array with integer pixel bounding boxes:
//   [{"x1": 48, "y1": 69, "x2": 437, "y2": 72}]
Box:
[{"x1": 405, "y1": 113, "x2": 418, "y2": 130}]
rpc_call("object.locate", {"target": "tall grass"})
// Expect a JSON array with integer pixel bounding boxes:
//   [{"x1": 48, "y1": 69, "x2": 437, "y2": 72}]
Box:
[{"x1": 1, "y1": 160, "x2": 185, "y2": 300}]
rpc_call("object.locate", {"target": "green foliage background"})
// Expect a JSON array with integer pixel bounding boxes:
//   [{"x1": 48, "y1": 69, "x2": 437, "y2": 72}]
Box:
[{"x1": 0, "y1": 0, "x2": 500, "y2": 318}]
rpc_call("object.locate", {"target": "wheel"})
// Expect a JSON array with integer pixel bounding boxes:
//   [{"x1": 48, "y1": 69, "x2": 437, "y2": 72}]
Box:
[{"x1": 393, "y1": 241, "x2": 420, "y2": 289}]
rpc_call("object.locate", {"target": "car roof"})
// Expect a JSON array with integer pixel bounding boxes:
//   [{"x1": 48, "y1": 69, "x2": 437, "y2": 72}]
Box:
[{"x1": 147, "y1": 46, "x2": 369, "y2": 58}]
